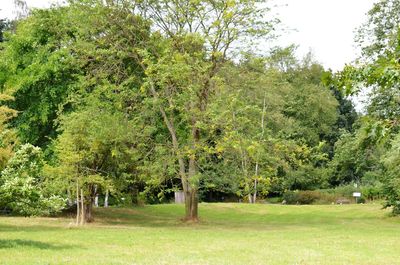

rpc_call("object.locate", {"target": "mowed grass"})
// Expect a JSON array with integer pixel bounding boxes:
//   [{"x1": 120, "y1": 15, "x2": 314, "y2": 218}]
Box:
[{"x1": 0, "y1": 203, "x2": 400, "y2": 265}]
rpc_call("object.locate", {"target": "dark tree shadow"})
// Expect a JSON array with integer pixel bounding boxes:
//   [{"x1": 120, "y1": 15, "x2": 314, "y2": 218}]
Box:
[{"x1": 0, "y1": 239, "x2": 74, "y2": 250}]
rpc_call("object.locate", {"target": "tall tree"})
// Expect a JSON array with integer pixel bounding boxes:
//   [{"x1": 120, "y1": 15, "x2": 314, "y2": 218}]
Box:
[
  {"x1": 342, "y1": 0, "x2": 400, "y2": 214},
  {"x1": 133, "y1": 0, "x2": 277, "y2": 220},
  {"x1": 0, "y1": 8, "x2": 80, "y2": 148}
]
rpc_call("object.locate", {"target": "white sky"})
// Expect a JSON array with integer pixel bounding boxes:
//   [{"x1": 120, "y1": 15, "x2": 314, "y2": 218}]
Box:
[
  {"x1": 273, "y1": 0, "x2": 377, "y2": 71},
  {"x1": 0, "y1": 0, "x2": 58, "y2": 17},
  {"x1": 1, "y1": 0, "x2": 377, "y2": 72}
]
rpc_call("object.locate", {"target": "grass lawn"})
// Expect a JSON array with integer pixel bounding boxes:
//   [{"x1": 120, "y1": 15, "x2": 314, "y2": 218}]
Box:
[{"x1": 0, "y1": 203, "x2": 399, "y2": 265}]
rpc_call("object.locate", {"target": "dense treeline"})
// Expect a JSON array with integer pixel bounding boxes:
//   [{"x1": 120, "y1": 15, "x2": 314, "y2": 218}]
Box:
[{"x1": 0, "y1": 0, "x2": 398, "y2": 221}]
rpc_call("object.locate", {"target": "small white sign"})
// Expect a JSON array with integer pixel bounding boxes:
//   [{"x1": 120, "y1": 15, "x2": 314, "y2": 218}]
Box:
[{"x1": 353, "y1": 192, "x2": 361, "y2": 197}]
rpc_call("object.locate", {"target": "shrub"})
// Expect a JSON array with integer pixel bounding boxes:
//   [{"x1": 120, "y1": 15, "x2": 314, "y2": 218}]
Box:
[
  {"x1": 282, "y1": 191, "x2": 300, "y2": 204},
  {"x1": 361, "y1": 185, "x2": 383, "y2": 200},
  {"x1": 321, "y1": 185, "x2": 357, "y2": 197},
  {"x1": 282, "y1": 190, "x2": 333, "y2": 205},
  {"x1": 0, "y1": 144, "x2": 65, "y2": 215}
]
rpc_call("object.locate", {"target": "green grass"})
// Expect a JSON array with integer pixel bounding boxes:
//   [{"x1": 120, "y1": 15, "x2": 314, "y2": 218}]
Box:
[{"x1": 0, "y1": 203, "x2": 399, "y2": 265}]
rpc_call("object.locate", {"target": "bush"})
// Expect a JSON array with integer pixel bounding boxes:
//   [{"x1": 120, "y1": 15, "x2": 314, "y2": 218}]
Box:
[
  {"x1": 282, "y1": 185, "x2": 381, "y2": 205},
  {"x1": 265, "y1": 197, "x2": 282, "y2": 204},
  {"x1": 321, "y1": 185, "x2": 357, "y2": 197},
  {"x1": 0, "y1": 144, "x2": 65, "y2": 215},
  {"x1": 356, "y1": 197, "x2": 366, "y2": 204},
  {"x1": 361, "y1": 185, "x2": 383, "y2": 200},
  {"x1": 282, "y1": 190, "x2": 333, "y2": 205},
  {"x1": 282, "y1": 191, "x2": 300, "y2": 204}
]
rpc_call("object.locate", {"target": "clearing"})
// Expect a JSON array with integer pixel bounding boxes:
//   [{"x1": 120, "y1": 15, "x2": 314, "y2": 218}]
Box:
[{"x1": 0, "y1": 203, "x2": 399, "y2": 265}]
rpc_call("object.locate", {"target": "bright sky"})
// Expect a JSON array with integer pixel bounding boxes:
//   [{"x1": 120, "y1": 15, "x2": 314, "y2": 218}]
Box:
[
  {"x1": 1, "y1": 0, "x2": 377, "y2": 72},
  {"x1": 0, "y1": 0, "x2": 57, "y2": 17},
  {"x1": 273, "y1": 0, "x2": 377, "y2": 71}
]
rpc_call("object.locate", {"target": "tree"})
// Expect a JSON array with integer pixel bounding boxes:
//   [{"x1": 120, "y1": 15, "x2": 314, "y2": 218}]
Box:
[
  {"x1": 132, "y1": 0, "x2": 277, "y2": 220},
  {"x1": 0, "y1": 8, "x2": 80, "y2": 148},
  {"x1": 51, "y1": 95, "x2": 148, "y2": 223},
  {"x1": 356, "y1": 0, "x2": 400, "y2": 60},
  {"x1": 211, "y1": 57, "x2": 287, "y2": 202},
  {"x1": 0, "y1": 0, "x2": 357, "y2": 221},
  {"x1": 340, "y1": 0, "x2": 400, "y2": 214},
  {"x1": 382, "y1": 133, "x2": 400, "y2": 214}
]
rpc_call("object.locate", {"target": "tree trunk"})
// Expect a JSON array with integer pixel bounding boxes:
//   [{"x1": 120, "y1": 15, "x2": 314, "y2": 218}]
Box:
[
  {"x1": 67, "y1": 188, "x2": 73, "y2": 207},
  {"x1": 253, "y1": 178, "x2": 257, "y2": 204},
  {"x1": 248, "y1": 193, "x2": 253, "y2": 203},
  {"x1": 145, "y1": 75, "x2": 201, "y2": 221},
  {"x1": 251, "y1": 93, "x2": 267, "y2": 204},
  {"x1": 80, "y1": 188, "x2": 85, "y2": 225},
  {"x1": 184, "y1": 188, "x2": 199, "y2": 221},
  {"x1": 81, "y1": 185, "x2": 95, "y2": 223},
  {"x1": 94, "y1": 185, "x2": 98, "y2": 207},
  {"x1": 85, "y1": 200, "x2": 93, "y2": 223},
  {"x1": 76, "y1": 182, "x2": 80, "y2": 225},
  {"x1": 183, "y1": 157, "x2": 198, "y2": 221},
  {"x1": 183, "y1": 127, "x2": 200, "y2": 221}
]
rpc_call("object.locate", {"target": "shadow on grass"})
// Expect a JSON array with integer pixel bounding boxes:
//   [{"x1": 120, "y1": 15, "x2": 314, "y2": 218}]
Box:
[
  {"x1": 92, "y1": 204, "x2": 386, "y2": 231},
  {"x1": 0, "y1": 224, "x2": 66, "y2": 233},
  {"x1": 94, "y1": 207, "x2": 184, "y2": 228},
  {"x1": 0, "y1": 204, "x2": 388, "y2": 232},
  {"x1": 0, "y1": 239, "x2": 74, "y2": 250}
]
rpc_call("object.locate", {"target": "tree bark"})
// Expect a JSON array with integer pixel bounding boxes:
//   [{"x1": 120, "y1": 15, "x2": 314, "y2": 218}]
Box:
[
  {"x1": 80, "y1": 188, "x2": 85, "y2": 225},
  {"x1": 252, "y1": 93, "x2": 267, "y2": 204},
  {"x1": 184, "y1": 152, "x2": 198, "y2": 221},
  {"x1": 248, "y1": 193, "x2": 253, "y2": 203},
  {"x1": 86, "y1": 185, "x2": 95, "y2": 223},
  {"x1": 253, "y1": 178, "x2": 257, "y2": 204},
  {"x1": 183, "y1": 125, "x2": 200, "y2": 221},
  {"x1": 85, "y1": 200, "x2": 93, "y2": 223}
]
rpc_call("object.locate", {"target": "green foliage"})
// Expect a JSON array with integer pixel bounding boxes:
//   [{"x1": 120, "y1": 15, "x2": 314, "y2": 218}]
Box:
[
  {"x1": 0, "y1": 0, "x2": 372, "y2": 217},
  {"x1": 0, "y1": 93, "x2": 18, "y2": 171},
  {"x1": 282, "y1": 190, "x2": 335, "y2": 205},
  {"x1": 50, "y1": 100, "x2": 144, "y2": 205},
  {"x1": 328, "y1": 132, "x2": 363, "y2": 185},
  {"x1": 0, "y1": 144, "x2": 65, "y2": 215},
  {"x1": 361, "y1": 184, "x2": 383, "y2": 201},
  {"x1": 320, "y1": 185, "x2": 359, "y2": 198},
  {"x1": 340, "y1": 0, "x2": 400, "y2": 214},
  {"x1": 356, "y1": 0, "x2": 400, "y2": 59},
  {"x1": 0, "y1": 8, "x2": 80, "y2": 147},
  {"x1": 281, "y1": 58, "x2": 339, "y2": 146},
  {"x1": 381, "y1": 133, "x2": 400, "y2": 214}
]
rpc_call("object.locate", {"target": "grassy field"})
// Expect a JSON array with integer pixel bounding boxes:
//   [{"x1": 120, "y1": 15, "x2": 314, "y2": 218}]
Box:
[{"x1": 0, "y1": 203, "x2": 400, "y2": 265}]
